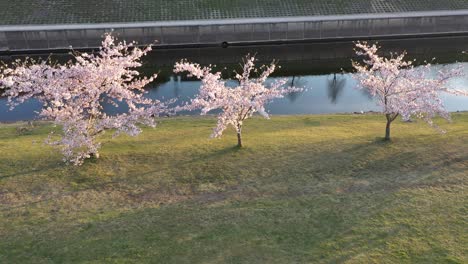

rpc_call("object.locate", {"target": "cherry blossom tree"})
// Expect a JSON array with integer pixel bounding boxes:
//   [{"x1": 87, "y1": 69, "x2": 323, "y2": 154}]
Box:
[
  {"x1": 0, "y1": 34, "x2": 170, "y2": 165},
  {"x1": 352, "y1": 42, "x2": 463, "y2": 140},
  {"x1": 174, "y1": 56, "x2": 302, "y2": 147}
]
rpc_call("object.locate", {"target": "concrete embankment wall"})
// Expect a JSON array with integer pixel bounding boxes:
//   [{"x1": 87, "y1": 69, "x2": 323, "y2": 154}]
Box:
[{"x1": 0, "y1": 10, "x2": 467, "y2": 52}]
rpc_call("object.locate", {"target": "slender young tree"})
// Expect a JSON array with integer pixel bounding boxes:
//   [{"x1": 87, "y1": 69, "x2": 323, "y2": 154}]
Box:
[
  {"x1": 352, "y1": 42, "x2": 463, "y2": 140},
  {"x1": 174, "y1": 56, "x2": 301, "y2": 147},
  {"x1": 1, "y1": 34, "x2": 171, "y2": 165}
]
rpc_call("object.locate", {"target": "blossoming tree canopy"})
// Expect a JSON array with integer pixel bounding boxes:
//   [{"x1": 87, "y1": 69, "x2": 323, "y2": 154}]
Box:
[
  {"x1": 174, "y1": 56, "x2": 302, "y2": 147},
  {"x1": 352, "y1": 42, "x2": 463, "y2": 140},
  {"x1": 0, "y1": 34, "x2": 170, "y2": 165}
]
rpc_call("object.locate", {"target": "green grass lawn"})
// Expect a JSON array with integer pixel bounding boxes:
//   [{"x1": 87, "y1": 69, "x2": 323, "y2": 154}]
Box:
[{"x1": 0, "y1": 113, "x2": 467, "y2": 263}]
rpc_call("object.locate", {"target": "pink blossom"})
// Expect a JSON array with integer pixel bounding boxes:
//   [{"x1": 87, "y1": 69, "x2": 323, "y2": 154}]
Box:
[
  {"x1": 174, "y1": 56, "x2": 302, "y2": 147},
  {"x1": 353, "y1": 42, "x2": 464, "y2": 140},
  {"x1": 1, "y1": 34, "x2": 171, "y2": 165}
]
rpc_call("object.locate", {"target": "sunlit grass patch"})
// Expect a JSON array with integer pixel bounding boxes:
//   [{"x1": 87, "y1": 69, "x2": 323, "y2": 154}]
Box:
[{"x1": 0, "y1": 113, "x2": 467, "y2": 263}]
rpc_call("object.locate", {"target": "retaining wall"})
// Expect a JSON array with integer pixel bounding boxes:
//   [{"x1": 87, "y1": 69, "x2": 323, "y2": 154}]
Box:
[{"x1": 0, "y1": 10, "x2": 467, "y2": 52}]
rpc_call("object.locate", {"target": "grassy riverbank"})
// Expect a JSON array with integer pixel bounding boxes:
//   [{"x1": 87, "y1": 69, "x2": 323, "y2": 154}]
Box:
[{"x1": 1, "y1": 114, "x2": 467, "y2": 263}]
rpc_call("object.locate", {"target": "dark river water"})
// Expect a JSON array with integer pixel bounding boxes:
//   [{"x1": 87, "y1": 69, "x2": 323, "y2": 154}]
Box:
[{"x1": 1, "y1": 36, "x2": 468, "y2": 122}]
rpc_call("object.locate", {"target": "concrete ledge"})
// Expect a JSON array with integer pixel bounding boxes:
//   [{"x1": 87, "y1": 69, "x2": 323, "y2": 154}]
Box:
[{"x1": 1, "y1": 10, "x2": 468, "y2": 51}]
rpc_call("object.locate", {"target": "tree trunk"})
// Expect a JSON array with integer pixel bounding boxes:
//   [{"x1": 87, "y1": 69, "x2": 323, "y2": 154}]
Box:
[
  {"x1": 385, "y1": 119, "x2": 392, "y2": 141},
  {"x1": 384, "y1": 113, "x2": 395, "y2": 141},
  {"x1": 237, "y1": 132, "x2": 243, "y2": 148},
  {"x1": 89, "y1": 152, "x2": 100, "y2": 159},
  {"x1": 236, "y1": 124, "x2": 243, "y2": 147},
  {"x1": 384, "y1": 113, "x2": 399, "y2": 141}
]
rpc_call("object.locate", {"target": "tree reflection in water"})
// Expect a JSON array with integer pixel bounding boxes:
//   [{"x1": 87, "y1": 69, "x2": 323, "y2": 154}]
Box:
[
  {"x1": 286, "y1": 75, "x2": 307, "y2": 102},
  {"x1": 327, "y1": 73, "x2": 346, "y2": 104}
]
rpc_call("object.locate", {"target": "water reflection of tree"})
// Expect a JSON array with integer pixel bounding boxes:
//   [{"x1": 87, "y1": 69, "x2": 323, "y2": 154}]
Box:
[
  {"x1": 172, "y1": 75, "x2": 181, "y2": 98},
  {"x1": 359, "y1": 86, "x2": 374, "y2": 100},
  {"x1": 327, "y1": 73, "x2": 346, "y2": 104},
  {"x1": 286, "y1": 75, "x2": 306, "y2": 102}
]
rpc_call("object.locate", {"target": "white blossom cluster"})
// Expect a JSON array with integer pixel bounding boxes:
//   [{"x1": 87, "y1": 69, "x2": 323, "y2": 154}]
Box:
[
  {"x1": 353, "y1": 42, "x2": 464, "y2": 135},
  {"x1": 1, "y1": 34, "x2": 170, "y2": 165},
  {"x1": 174, "y1": 56, "x2": 302, "y2": 143}
]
